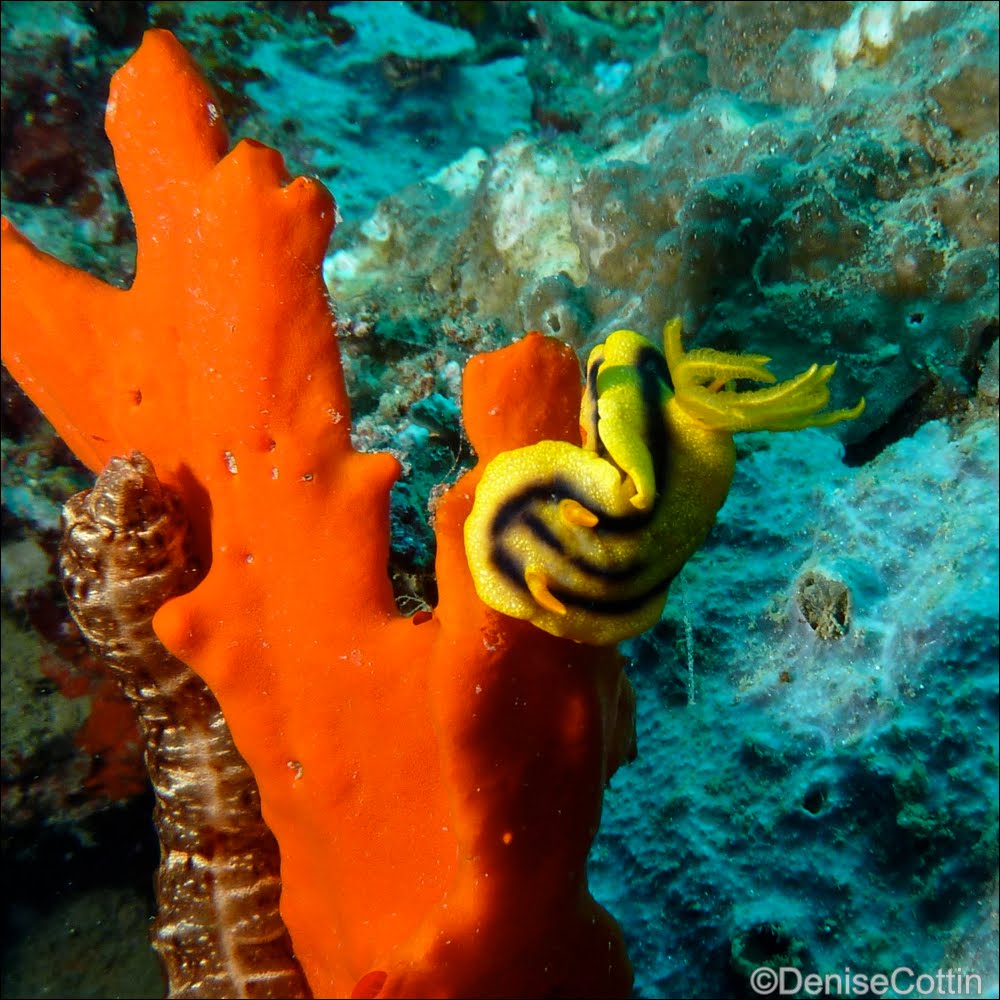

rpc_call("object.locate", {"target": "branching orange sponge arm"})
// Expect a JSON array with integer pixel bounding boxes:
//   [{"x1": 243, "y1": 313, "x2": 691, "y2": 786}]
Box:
[
  {"x1": 2, "y1": 30, "x2": 399, "y2": 618},
  {"x1": 1, "y1": 223, "x2": 126, "y2": 473}
]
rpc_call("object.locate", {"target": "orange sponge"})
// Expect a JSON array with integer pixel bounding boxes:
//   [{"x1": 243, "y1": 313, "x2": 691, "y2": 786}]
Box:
[{"x1": 1, "y1": 31, "x2": 634, "y2": 998}]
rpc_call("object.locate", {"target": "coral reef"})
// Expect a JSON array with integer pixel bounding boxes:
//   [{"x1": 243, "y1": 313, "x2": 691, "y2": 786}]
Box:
[
  {"x1": 1, "y1": 3, "x2": 997, "y2": 998},
  {"x1": 331, "y1": 1, "x2": 998, "y2": 450},
  {"x1": 595, "y1": 415, "x2": 999, "y2": 997}
]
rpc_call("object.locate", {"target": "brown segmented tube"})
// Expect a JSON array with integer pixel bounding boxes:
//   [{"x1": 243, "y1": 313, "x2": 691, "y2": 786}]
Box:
[{"x1": 59, "y1": 452, "x2": 310, "y2": 999}]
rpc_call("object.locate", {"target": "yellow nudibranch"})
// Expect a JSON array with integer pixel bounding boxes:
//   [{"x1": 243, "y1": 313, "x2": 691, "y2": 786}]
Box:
[{"x1": 463, "y1": 319, "x2": 865, "y2": 645}]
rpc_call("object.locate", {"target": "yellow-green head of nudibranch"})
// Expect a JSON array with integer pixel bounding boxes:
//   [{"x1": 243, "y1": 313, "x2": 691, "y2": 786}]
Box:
[{"x1": 464, "y1": 319, "x2": 864, "y2": 645}]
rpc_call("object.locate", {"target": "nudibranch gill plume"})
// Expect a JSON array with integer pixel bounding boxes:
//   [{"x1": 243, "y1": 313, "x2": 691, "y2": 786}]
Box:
[{"x1": 464, "y1": 319, "x2": 865, "y2": 645}]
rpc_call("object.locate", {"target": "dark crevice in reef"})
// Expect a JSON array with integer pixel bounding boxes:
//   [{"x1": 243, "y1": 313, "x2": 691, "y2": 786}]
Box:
[
  {"x1": 843, "y1": 320, "x2": 999, "y2": 468},
  {"x1": 2, "y1": 790, "x2": 160, "y2": 977},
  {"x1": 2, "y1": 789, "x2": 159, "y2": 905},
  {"x1": 844, "y1": 381, "x2": 963, "y2": 467},
  {"x1": 967, "y1": 319, "x2": 1000, "y2": 386},
  {"x1": 1, "y1": 792, "x2": 163, "y2": 997}
]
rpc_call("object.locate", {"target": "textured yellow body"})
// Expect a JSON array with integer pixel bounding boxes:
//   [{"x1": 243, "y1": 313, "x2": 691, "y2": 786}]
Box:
[{"x1": 464, "y1": 319, "x2": 864, "y2": 645}]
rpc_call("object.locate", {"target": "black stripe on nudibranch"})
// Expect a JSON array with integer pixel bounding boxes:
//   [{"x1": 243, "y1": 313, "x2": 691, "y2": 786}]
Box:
[
  {"x1": 548, "y1": 569, "x2": 677, "y2": 617},
  {"x1": 487, "y1": 476, "x2": 661, "y2": 598},
  {"x1": 583, "y1": 348, "x2": 603, "y2": 455},
  {"x1": 490, "y1": 479, "x2": 578, "y2": 536},
  {"x1": 492, "y1": 544, "x2": 534, "y2": 598},
  {"x1": 491, "y1": 477, "x2": 656, "y2": 537},
  {"x1": 520, "y1": 508, "x2": 565, "y2": 553},
  {"x1": 632, "y1": 344, "x2": 672, "y2": 493}
]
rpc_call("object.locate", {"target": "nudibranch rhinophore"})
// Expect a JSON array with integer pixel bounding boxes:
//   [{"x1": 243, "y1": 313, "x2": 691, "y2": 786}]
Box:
[{"x1": 464, "y1": 319, "x2": 865, "y2": 645}]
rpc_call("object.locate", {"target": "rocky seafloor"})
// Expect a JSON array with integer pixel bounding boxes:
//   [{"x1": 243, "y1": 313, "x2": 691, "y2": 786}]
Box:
[{"x1": 2, "y1": 2, "x2": 997, "y2": 997}]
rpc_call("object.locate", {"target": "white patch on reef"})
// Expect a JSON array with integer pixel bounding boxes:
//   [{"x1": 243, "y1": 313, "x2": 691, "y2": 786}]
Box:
[
  {"x1": 439, "y1": 360, "x2": 462, "y2": 399},
  {"x1": 326, "y1": 250, "x2": 359, "y2": 282},
  {"x1": 612, "y1": 119, "x2": 673, "y2": 167},
  {"x1": 834, "y1": 7, "x2": 863, "y2": 64},
  {"x1": 429, "y1": 148, "x2": 488, "y2": 197},
  {"x1": 716, "y1": 101, "x2": 757, "y2": 136},
  {"x1": 487, "y1": 138, "x2": 585, "y2": 283},
  {"x1": 360, "y1": 209, "x2": 392, "y2": 243},
  {"x1": 594, "y1": 61, "x2": 632, "y2": 95},
  {"x1": 334, "y1": 0, "x2": 475, "y2": 61},
  {"x1": 832, "y1": 0, "x2": 929, "y2": 71},
  {"x1": 900, "y1": 0, "x2": 935, "y2": 19},
  {"x1": 569, "y1": 192, "x2": 620, "y2": 272},
  {"x1": 813, "y1": 43, "x2": 839, "y2": 94},
  {"x1": 860, "y1": 2, "x2": 896, "y2": 49}
]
